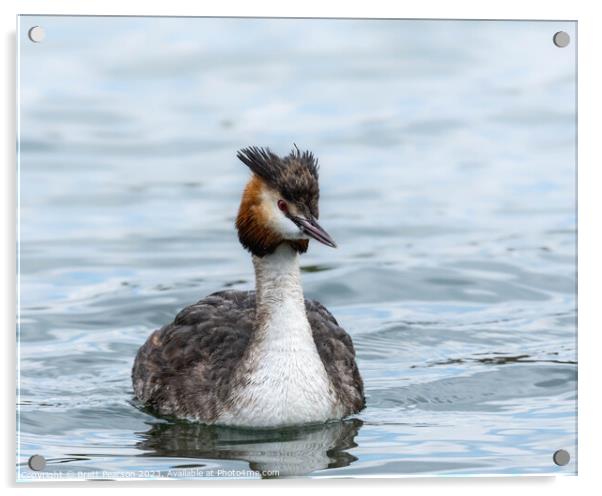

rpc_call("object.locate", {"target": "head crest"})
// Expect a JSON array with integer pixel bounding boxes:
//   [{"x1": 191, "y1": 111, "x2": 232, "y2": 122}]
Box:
[
  {"x1": 237, "y1": 145, "x2": 318, "y2": 182},
  {"x1": 237, "y1": 146, "x2": 320, "y2": 218}
]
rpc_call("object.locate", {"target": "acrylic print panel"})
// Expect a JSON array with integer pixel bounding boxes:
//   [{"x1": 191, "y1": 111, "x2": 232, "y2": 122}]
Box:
[{"x1": 17, "y1": 16, "x2": 577, "y2": 480}]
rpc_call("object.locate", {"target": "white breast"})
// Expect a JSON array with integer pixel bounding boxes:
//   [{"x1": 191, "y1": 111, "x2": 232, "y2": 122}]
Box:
[{"x1": 216, "y1": 245, "x2": 343, "y2": 428}]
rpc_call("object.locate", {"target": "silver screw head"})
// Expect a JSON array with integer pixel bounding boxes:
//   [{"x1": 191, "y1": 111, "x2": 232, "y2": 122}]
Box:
[
  {"x1": 28, "y1": 454, "x2": 46, "y2": 471},
  {"x1": 28, "y1": 26, "x2": 45, "y2": 43},
  {"x1": 553, "y1": 31, "x2": 570, "y2": 48},
  {"x1": 553, "y1": 449, "x2": 570, "y2": 466}
]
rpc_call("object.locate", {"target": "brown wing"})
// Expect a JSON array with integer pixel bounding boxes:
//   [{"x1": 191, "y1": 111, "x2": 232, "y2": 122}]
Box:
[
  {"x1": 131, "y1": 290, "x2": 255, "y2": 422},
  {"x1": 305, "y1": 299, "x2": 366, "y2": 415}
]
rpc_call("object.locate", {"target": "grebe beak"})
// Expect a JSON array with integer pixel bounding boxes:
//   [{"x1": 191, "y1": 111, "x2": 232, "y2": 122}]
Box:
[{"x1": 291, "y1": 216, "x2": 337, "y2": 248}]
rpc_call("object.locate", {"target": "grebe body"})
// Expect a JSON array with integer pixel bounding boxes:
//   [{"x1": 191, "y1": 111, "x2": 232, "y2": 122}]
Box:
[{"x1": 132, "y1": 147, "x2": 364, "y2": 427}]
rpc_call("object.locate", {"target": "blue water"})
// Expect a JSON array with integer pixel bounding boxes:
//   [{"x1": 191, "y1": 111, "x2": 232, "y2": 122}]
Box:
[{"x1": 17, "y1": 16, "x2": 576, "y2": 479}]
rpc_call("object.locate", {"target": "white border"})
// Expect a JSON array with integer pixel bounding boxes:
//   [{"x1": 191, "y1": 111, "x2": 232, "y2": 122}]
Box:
[{"x1": 3, "y1": 0, "x2": 600, "y2": 493}]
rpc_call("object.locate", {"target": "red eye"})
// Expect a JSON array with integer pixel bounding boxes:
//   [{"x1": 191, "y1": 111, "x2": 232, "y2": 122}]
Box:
[{"x1": 277, "y1": 200, "x2": 288, "y2": 213}]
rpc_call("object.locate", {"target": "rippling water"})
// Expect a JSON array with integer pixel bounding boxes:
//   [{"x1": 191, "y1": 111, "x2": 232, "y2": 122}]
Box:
[{"x1": 17, "y1": 17, "x2": 576, "y2": 479}]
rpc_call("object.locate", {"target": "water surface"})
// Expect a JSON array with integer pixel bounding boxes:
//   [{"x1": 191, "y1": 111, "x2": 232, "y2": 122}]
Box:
[{"x1": 17, "y1": 17, "x2": 576, "y2": 479}]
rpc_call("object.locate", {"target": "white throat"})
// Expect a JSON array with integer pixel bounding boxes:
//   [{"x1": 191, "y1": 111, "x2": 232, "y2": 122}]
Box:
[
  {"x1": 217, "y1": 243, "x2": 341, "y2": 427},
  {"x1": 254, "y1": 243, "x2": 309, "y2": 342}
]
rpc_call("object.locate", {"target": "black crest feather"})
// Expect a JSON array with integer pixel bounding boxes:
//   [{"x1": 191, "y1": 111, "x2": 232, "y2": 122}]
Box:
[{"x1": 237, "y1": 146, "x2": 320, "y2": 218}]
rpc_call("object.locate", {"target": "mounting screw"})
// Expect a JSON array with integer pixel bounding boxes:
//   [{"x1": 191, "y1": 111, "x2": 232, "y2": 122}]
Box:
[
  {"x1": 553, "y1": 449, "x2": 570, "y2": 466},
  {"x1": 28, "y1": 454, "x2": 46, "y2": 471},
  {"x1": 28, "y1": 26, "x2": 45, "y2": 43},
  {"x1": 553, "y1": 31, "x2": 570, "y2": 48}
]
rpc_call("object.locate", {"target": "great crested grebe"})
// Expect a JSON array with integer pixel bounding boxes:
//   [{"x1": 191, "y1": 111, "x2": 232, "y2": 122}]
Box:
[{"x1": 132, "y1": 146, "x2": 365, "y2": 428}]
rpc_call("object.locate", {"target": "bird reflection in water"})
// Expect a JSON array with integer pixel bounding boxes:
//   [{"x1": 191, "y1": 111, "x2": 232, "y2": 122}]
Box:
[{"x1": 136, "y1": 418, "x2": 363, "y2": 477}]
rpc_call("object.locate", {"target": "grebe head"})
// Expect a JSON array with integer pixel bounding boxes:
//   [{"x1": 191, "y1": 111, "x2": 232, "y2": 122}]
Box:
[{"x1": 235, "y1": 146, "x2": 337, "y2": 257}]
